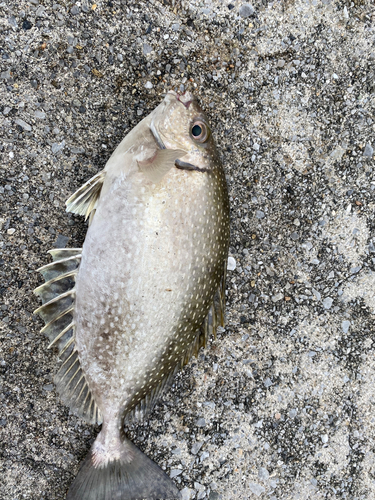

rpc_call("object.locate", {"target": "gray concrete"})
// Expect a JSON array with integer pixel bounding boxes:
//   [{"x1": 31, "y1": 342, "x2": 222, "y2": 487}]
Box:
[{"x1": 1, "y1": 0, "x2": 374, "y2": 499}]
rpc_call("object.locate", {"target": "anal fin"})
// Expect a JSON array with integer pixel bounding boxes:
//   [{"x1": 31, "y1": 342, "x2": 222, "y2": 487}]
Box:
[{"x1": 34, "y1": 249, "x2": 102, "y2": 425}]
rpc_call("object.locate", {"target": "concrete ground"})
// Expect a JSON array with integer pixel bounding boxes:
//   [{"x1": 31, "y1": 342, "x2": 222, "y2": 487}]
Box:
[{"x1": 1, "y1": 0, "x2": 375, "y2": 499}]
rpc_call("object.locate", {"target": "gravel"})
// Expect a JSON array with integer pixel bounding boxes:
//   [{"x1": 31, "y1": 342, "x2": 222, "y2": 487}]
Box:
[{"x1": 1, "y1": 0, "x2": 375, "y2": 499}]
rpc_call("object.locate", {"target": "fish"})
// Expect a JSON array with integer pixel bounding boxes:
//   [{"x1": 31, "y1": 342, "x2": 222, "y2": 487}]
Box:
[{"x1": 34, "y1": 90, "x2": 230, "y2": 500}]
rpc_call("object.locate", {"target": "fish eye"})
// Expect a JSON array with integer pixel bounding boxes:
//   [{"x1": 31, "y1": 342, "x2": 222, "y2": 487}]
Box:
[{"x1": 191, "y1": 121, "x2": 209, "y2": 143}]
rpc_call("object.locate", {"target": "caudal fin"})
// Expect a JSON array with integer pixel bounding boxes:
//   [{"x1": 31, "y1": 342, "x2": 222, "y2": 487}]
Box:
[{"x1": 66, "y1": 436, "x2": 181, "y2": 500}]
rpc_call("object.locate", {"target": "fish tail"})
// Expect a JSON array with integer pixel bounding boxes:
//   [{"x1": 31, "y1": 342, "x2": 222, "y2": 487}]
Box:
[{"x1": 66, "y1": 433, "x2": 181, "y2": 500}]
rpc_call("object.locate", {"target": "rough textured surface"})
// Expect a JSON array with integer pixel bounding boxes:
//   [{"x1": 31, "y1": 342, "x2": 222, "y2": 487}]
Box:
[{"x1": 0, "y1": 0, "x2": 374, "y2": 499}]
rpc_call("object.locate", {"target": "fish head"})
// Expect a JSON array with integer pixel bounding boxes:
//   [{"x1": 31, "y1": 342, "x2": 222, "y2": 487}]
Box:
[{"x1": 150, "y1": 90, "x2": 219, "y2": 173}]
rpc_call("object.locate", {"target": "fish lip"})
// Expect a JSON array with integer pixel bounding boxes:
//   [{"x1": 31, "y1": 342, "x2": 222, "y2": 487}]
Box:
[{"x1": 167, "y1": 89, "x2": 194, "y2": 109}]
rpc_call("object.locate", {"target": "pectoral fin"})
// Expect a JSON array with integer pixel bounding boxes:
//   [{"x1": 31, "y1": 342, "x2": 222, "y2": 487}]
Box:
[{"x1": 137, "y1": 149, "x2": 187, "y2": 183}]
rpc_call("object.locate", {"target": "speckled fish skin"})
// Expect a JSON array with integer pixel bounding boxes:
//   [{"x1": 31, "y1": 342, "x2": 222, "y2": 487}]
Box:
[
  {"x1": 44, "y1": 90, "x2": 230, "y2": 500},
  {"x1": 76, "y1": 91, "x2": 229, "y2": 424}
]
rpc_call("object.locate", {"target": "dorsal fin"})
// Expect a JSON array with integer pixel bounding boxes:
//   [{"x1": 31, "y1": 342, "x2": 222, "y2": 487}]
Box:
[
  {"x1": 34, "y1": 250, "x2": 102, "y2": 425},
  {"x1": 66, "y1": 171, "x2": 105, "y2": 220},
  {"x1": 125, "y1": 258, "x2": 228, "y2": 425}
]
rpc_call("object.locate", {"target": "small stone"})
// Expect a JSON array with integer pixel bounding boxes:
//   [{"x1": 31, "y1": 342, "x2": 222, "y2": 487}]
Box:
[
  {"x1": 321, "y1": 434, "x2": 328, "y2": 443},
  {"x1": 272, "y1": 293, "x2": 283, "y2": 302},
  {"x1": 191, "y1": 442, "x2": 203, "y2": 455},
  {"x1": 7, "y1": 228, "x2": 16, "y2": 235},
  {"x1": 248, "y1": 482, "x2": 265, "y2": 496},
  {"x1": 22, "y1": 19, "x2": 33, "y2": 30},
  {"x1": 312, "y1": 288, "x2": 321, "y2": 300},
  {"x1": 181, "y1": 487, "x2": 194, "y2": 500},
  {"x1": 256, "y1": 210, "x2": 265, "y2": 219},
  {"x1": 364, "y1": 143, "x2": 373, "y2": 158},
  {"x1": 54, "y1": 234, "x2": 70, "y2": 248},
  {"x1": 144, "y1": 81, "x2": 153, "y2": 89},
  {"x1": 170, "y1": 469, "x2": 182, "y2": 478},
  {"x1": 227, "y1": 257, "x2": 236, "y2": 271},
  {"x1": 196, "y1": 417, "x2": 206, "y2": 427},
  {"x1": 171, "y1": 23, "x2": 180, "y2": 31},
  {"x1": 35, "y1": 110, "x2": 46, "y2": 119},
  {"x1": 143, "y1": 43, "x2": 152, "y2": 55},
  {"x1": 290, "y1": 232, "x2": 299, "y2": 240},
  {"x1": 258, "y1": 467, "x2": 269, "y2": 482},
  {"x1": 342, "y1": 320, "x2": 350, "y2": 333},
  {"x1": 43, "y1": 384, "x2": 54, "y2": 391},
  {"x1": 71, "y1": 4, "x2": 81, "y2": 15},
  {"x1": 51, "y1": 141, "x2": 65, "y2": 154},
  {"x1": 288, "y1": 409, "x2": 297, "y2": 418},
  {"x1": 36, "y1": 5, "x2": 45, "y2": 17},
  {"x1": 264, "y1": 377, "x2": 272, "y2": 388},
  {"x1": 277, "y1": 59, "x2": 285, "y2": 68},
  {"x1": 322, "y1": 297, "x2": 333, "y2": 309},
  {"x1": 0, "y1": 70, "x2": 11, "y2": 80},
  {"x1": 8, "y1": 16, "x2": 18, "y2": 28},
  {"x1": 239, "y1": 3, "x2": 254, "y2": 18},
  {"x1": 14, "y1": 118, "x2": 32, "y2": 131},
  {"x1": 71, "y1": 147, "x2": 85, "y2": 154}
]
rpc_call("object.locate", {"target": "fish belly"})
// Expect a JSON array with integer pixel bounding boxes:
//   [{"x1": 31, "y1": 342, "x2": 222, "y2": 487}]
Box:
[{"x1": 74, "y1": 168, "x2": 228, "y2": 418}]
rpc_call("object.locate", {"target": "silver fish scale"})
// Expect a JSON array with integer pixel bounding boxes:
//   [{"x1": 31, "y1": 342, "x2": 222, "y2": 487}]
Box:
[{"x1": 74, "y1": 154, "x2": 229, "y2": 420}]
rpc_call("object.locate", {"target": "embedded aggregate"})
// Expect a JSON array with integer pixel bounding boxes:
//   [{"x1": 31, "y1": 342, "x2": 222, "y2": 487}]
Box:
[{"x1": 0, "y1": 0, "x2": 374, "y2": 499}]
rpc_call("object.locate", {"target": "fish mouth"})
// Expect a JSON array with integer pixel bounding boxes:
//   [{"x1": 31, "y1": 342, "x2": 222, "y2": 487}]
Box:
[{"x1": 167, "y1": 90, "x2": 195, "y2": 109}]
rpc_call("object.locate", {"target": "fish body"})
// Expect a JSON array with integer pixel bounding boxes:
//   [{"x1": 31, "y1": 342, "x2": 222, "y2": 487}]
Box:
[{"x1": 34, "y1": 91, "x2": 230, "y2": 500}]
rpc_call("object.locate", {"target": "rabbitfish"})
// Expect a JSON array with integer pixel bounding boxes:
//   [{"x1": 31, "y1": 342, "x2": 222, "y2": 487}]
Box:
[{"x1": 34, "y1": 90, "x2": 230, "y2": 500}]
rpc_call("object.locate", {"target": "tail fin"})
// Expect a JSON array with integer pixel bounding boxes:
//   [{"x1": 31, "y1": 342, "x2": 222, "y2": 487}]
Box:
[{"x1": 66, "y1": 436, "x2": 181, "y2": 500}]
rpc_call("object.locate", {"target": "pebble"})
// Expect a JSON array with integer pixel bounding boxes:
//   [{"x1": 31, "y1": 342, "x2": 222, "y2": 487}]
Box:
[
  {"x1": 196, "y1": 417, "x2": 206, "y2": 427},
  {"x1": 7, "y1": 228, "x2": 16, "y2": 235},
  {"x1": 364, "y1": 143, "x2": 373, "y2": 158},
  {"x1": 264, "y1": 377, "x2": 272, "y2": 387},
  {"x1": 54, "y1": 234, "x2": 70, "y2": 248},
  {"x1": 258, "y1": 467, "x2": 269, "y2": 482},
  {"x1": 312, "y1": 289, "x2": 321, "y2": 300},
  {"x1": 42, "y1": 384, "x2": 54, "y2": 392},
  {"x1": 170, "y1": 469, "x2": 182, "y2": 478},
  {"x1": 272, "y1": 292, "x2": 283, "y2": 302},
  {"x1": 239, "y1": 3, "x2": 254, "y2": 17},
  {"x1": 181, "y1": 487, "x2": 194, "y2": 500},
  {"x1": 144, "y1": 81, "x2": 153, "y2": 89},
  {"x1": 227, "y1": 257, "x2": 236, "y2": 271},
  {"x1": 322, "y1": 297, "x2": 333, "y2": 309},
  {"x1": 342, "y1": 320, "x2": 350, "y2": 333},
  {"x1": 35, "y1": 110, "x2": 46, "y2": 119},
  {"x1": 191, "y1": 442, "x2": 203, "y2": 455},
  {"x1": 143, "y1": 43, "x2": 152, "y2": 55},
  {"x1": 248, "y1": 482, "x2": 265, "y2": 496},
  {"x1": 51, "y1": 141, "x2": 65, "y2": 154},
  {"x1": 256, "y1": 210, "x2": 265, "y2": 219},
  {"x1": 14, "y1": 118, "x2": 32, "y2": 131},
  {"x1": 288, "y1": 409, "x2": 297, "y2": 418}
]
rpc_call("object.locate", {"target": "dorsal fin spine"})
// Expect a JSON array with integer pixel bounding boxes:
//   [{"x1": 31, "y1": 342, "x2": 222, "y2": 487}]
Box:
[
  {"x1": 47, "y1": 321, "x2": 74, "y2": 349},
  {"x1": 33, "y1": 289, "x2": 75, "y2": 315},
  {"x1": 40, "y1": 306, "x2": 74, "y2": 334}
]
